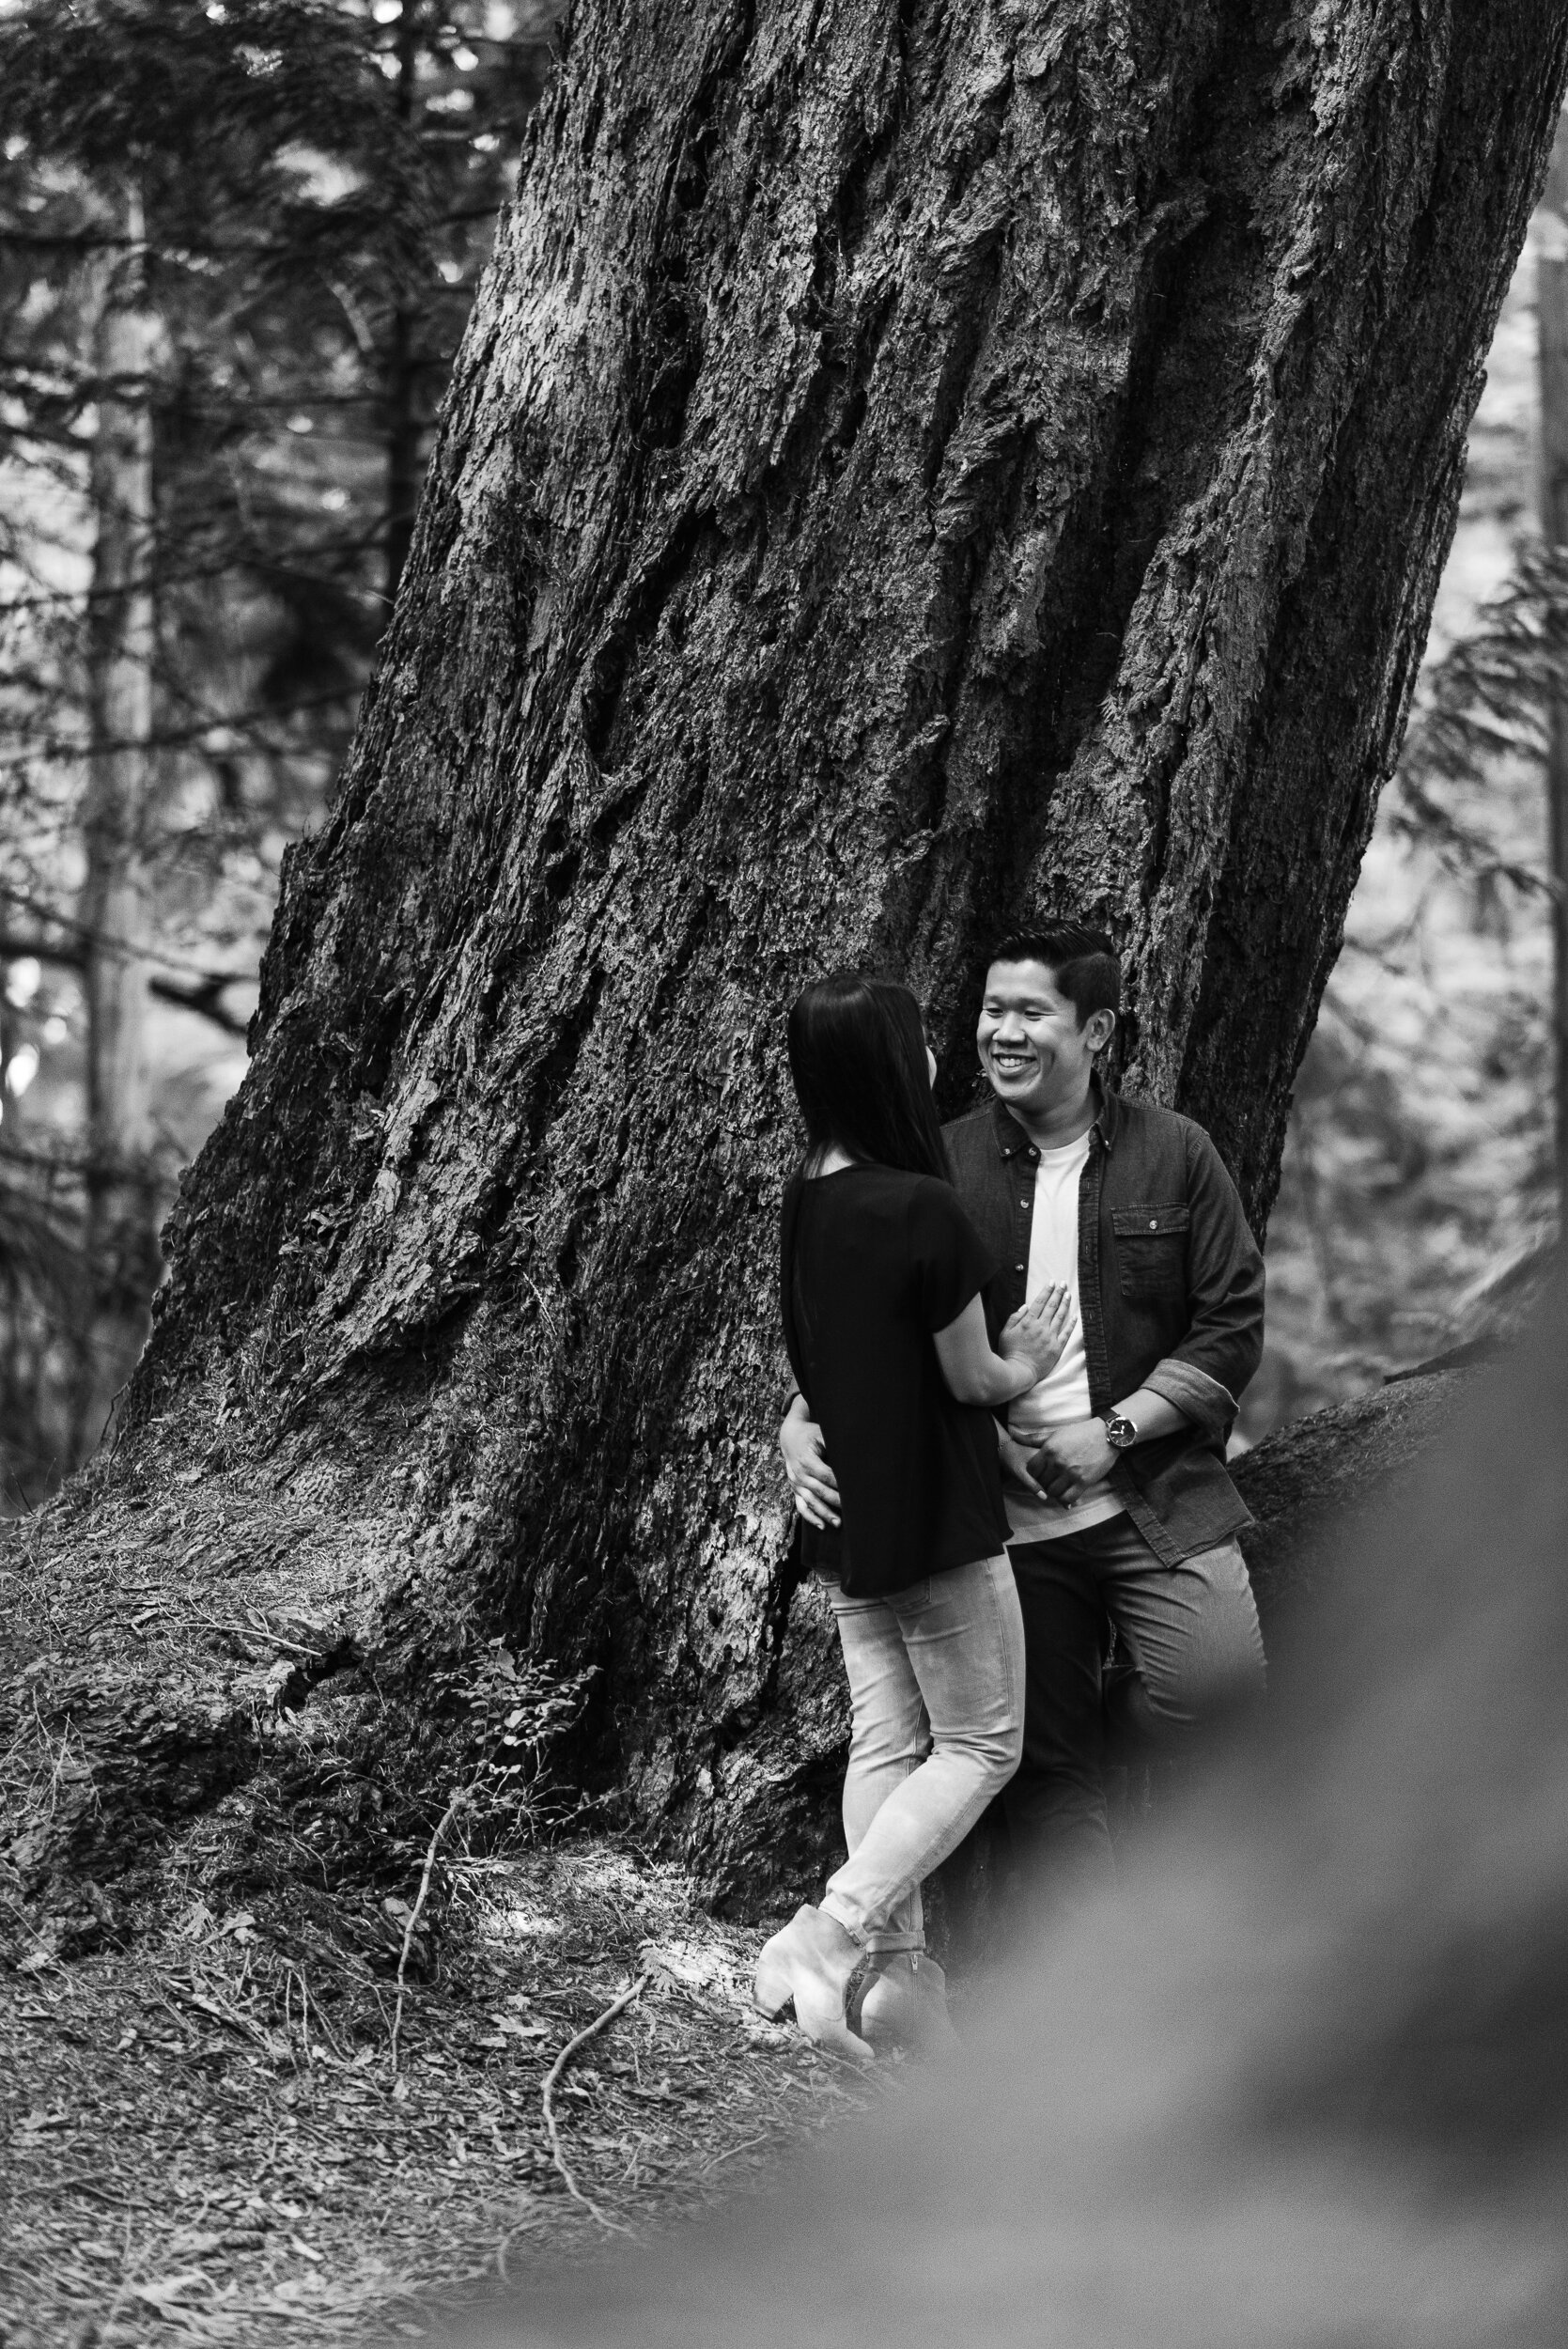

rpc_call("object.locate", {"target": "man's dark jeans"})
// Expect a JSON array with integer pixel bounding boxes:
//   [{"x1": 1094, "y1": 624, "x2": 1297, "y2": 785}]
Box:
[{"x1": 1001, "y1": 1519, "x2": 1265, "y2": 1912}]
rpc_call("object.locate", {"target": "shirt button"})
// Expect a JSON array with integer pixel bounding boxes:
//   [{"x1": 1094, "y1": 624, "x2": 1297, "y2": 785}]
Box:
[
  {"x1": 1015, "y1": 1262, "x2": 1025, "y2": 1272},
  {"x1": 1149, "y1": 1219, "x2": 1158, "y2": 1230}
]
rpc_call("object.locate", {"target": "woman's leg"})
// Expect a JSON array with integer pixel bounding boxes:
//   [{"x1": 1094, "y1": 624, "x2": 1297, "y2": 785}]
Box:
[
  {"x1": 819, "y1": 1557, "x2": 1025, "y2": 1947},
  {"x1": 753, "y1": 1576, "x2": 945, "y2": 2060},
  {"x1": 821, "y1": 1577, "x2": 930, "y2": 1954}
]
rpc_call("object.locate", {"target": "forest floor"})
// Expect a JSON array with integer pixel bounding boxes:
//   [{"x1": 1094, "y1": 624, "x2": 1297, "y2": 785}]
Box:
[
  {"x1": 0, "y1": 1448, "x2": 898, "y2": 2347},
  {"x1": 0, "y1": 1835, "x2": 892, "y2": 2346},
  {"x1": 0, "y1": 1315, "x2": 1477, "y2": 2346}
]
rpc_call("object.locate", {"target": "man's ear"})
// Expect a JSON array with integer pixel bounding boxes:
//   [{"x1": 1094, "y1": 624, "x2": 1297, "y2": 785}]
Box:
[{"x1": 1086, "y1": 1008, "x2": 1116, "y2": 1055}]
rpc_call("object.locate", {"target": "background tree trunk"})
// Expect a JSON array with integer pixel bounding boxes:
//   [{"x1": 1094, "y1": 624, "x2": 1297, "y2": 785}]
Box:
[
  {"x1": 382, "y1": 1, "x2": 425, "y2": 607},
  {"x1": 64, "y1": 0, "x2": 1568, "y2": 1898},
  {"x1": 76, "y1": 189, "x2": 159, "y2": 1460},
  {"x1": 1537, "y1": 118, "x2": 1568, "y2": 1210}
]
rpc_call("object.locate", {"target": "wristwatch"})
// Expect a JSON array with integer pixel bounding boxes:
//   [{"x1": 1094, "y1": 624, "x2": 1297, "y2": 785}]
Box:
[{"x1": 1101, "y1": 1409, "x2": 1139, "y2": 1452}]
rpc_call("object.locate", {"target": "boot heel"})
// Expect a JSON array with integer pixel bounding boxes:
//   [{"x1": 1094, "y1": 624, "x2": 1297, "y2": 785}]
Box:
[
  {"x1": 753, "y1": 1950, "x2": 794, "y2": 2017},
  {"x1": 794, "y1": 1972, "x2": 874, "y2": 2063},
  {"x1": 859, "y1": 1952, "x2": 960, "y2": 2057},
  {"x1": 752, "y1": 1906, "x2": 875, "y2": 2061}
]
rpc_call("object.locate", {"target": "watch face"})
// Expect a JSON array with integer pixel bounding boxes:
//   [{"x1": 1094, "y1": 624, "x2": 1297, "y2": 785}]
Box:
[{"x1": 1105, "y1": 1413, "x2": 1137, "y2": 1450}]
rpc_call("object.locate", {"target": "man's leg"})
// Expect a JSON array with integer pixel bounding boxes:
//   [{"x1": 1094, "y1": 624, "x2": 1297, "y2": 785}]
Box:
[
  {"x1": 1092, "y1": 1524, "x2": 1266, "y2": 1741},
  {"x1": 1001, "y1": 1536, "x2": 1117, "y2": 1920}
]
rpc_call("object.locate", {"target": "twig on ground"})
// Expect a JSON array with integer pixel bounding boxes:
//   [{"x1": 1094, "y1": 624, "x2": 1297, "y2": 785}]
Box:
[
  {"x1": 702, "y1": 2131, "x2": 770, "y2": 2172},
  {"x1": 282, "y1": 1971, "x2": 300, "y2": 2076},
  {"x1": 9, "y1": 2170, "x2": 126, "y2": 2199},
  {"x1": 541, "y1": 1974, "x2": 650, "y2": 2232},
  {"x1": 98, "y1": 2214, "x2": 135, "y2": 2343},
  {"x1": 291, "y1": 1965, "x2": 313, "y2": 2065},
  {"x1": 167, "y1": 1980, "x2": 275, "y2": 2057},
  {"x1": 389, "y1": 1785, "x2": 469, "y2": 2076},
  {"x1": 295, "y1": 1966, "x2": 350, "y2": 2064},
  {"x1": 495, "y1": 2204, "x2": 546, "y2": 2287},
  {"x1": 191, "y1": 1610, "x2": 318, "y2": 1657},
  {"x1": 153, "y1": 1989, "x2": 200, "y2": 2047}
]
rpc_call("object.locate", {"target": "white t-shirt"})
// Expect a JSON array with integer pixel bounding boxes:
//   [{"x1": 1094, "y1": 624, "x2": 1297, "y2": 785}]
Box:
[{"x1": 1001, "y1": 1128, "x2": 1126, "y2": 1545}]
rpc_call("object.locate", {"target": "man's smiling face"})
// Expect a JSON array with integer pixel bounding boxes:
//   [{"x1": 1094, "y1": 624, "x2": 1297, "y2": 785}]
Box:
[{"x1": 976, "y1": 958, "x2": 1112, "y2": 1119}]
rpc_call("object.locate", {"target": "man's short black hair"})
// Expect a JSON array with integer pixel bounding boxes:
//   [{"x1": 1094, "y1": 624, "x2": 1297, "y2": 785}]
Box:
[{"x1": 986, "y1": 922, "x2": 1121, "y2": 1027}]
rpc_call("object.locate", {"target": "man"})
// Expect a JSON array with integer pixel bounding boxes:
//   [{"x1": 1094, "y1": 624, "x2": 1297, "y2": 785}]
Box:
[{"x1": 781, "y1": 921, "x2": 1266, "y2": 1911}]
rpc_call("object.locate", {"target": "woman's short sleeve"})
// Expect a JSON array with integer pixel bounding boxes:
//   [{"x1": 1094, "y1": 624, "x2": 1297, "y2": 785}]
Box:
[{"x1": 906, "y1": 1180, "x2": 997, "y2": 1331}]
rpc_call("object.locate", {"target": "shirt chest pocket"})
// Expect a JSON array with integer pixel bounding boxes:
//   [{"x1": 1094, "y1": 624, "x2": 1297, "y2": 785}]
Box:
[{"x1": 1110, "y1": 1203, "x2": 1189, "y2": 1300}]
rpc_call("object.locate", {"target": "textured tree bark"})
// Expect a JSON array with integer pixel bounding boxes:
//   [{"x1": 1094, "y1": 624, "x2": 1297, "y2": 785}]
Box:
[{"x1": 92, "y1": 0, "x2": 1568, "y2": 1898}]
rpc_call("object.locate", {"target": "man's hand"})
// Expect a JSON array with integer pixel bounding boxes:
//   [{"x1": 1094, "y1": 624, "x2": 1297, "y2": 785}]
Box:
[
  {"x1": 780, "y1": 1395, "x2": 841, "y2": 1530},
  {"x1": 1028, "y1": 1418, "x2": 1117, "y2": 1506},
  {"x1": 997, "y1": 1428, "x2": 1046, "y2": 1496}
]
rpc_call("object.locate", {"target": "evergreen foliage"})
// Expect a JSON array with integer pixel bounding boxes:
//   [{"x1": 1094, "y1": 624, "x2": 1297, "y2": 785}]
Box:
[{"x1": 0, "y1": 0, "x2": 560, "y2": 1501}]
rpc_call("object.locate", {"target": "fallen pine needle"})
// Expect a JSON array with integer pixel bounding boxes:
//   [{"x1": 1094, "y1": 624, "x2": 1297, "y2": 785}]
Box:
[{"x1": 541, "y1": 1975, "x2": 650, "y2": 2231}]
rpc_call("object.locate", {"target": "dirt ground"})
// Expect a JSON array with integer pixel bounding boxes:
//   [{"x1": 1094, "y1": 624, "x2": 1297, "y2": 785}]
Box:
[
  {"x1": 0, "y1": 1425, "x2": 908, "y2": 2345},
  {"x1": 0, "y1": 1837, "x2": 893, "y2": 2346}
]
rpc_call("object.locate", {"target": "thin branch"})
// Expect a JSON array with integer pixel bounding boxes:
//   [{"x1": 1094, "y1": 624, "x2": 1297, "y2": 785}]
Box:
[
  {"x1": 0, "y1": 201, "x2": 511, "y2": 261},
  {"x1": 540, "y1": 1975, "x2": 650, "y2": 2232},
  {"x1": 0, "y1": 894, "x2": 255, "y2": 1005},
  {"x1": 389, "y1": 1786, "x2": 468, "y2": 2077},
  {"x1": 0, "y1": 683, "x2": 360, "y2": 767},
  {"x1": 148, "y1": 972, "x2": 250, "y2": 1035},
  {"x1": 0, "y1": 526, "x2": 389, "y2": 616}
]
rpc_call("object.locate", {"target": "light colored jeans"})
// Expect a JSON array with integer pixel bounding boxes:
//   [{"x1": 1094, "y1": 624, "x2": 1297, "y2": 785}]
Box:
[{"x1": 818, "y1": 1555, "x2": 1025, "y2": 1953}]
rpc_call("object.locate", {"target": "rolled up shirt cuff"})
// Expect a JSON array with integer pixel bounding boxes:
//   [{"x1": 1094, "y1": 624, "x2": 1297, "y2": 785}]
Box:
[{"x1": 1141, "y1": 1357, "x2": 1238, "y2": 1441}]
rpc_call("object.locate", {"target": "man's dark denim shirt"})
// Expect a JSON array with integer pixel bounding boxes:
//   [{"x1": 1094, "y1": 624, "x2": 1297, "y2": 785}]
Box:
[{"x1": 943, "y1": 1084, "x2": 1265, "y2": 1568}]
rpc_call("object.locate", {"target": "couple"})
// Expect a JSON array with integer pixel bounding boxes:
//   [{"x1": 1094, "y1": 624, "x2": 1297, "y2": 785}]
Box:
[{"x1": 753, "y1": 923, "x2": 1267, "y2": 2061}]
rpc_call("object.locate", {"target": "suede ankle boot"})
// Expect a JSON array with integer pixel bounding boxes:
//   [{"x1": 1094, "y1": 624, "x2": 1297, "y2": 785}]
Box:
[
  {"x1": 753, "y1": 1904, "x2": 873, "y2": 2063},
  {"x1": 857, "y1": 1951, "x2": 960, "y2": 2058}
]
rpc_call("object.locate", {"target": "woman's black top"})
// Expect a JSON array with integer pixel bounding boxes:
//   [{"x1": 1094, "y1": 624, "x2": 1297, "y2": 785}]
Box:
[{"x1": 780, "y1": 1163, "x2": 1011, "y2": 1597}]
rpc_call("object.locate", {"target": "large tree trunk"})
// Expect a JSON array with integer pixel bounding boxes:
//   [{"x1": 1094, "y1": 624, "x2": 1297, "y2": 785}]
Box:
[{"x1": 19, "y1": 0, "x2": 1566, "y2": 1907}]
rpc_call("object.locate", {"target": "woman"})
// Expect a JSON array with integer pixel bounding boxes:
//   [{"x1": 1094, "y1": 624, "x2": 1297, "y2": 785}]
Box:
[{"x1": 755, "y1": 973, "x2": 1069, "y2": 2060}]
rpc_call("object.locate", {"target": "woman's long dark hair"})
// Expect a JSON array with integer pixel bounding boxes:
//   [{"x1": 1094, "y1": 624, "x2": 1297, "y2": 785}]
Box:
[{"x1": 786, "y1": 972, "x2": 952, "y2": 1182}]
